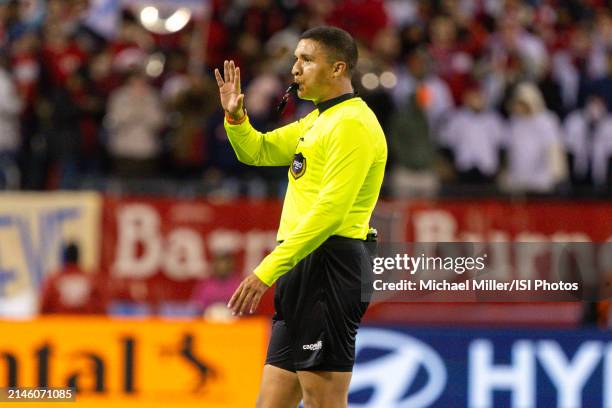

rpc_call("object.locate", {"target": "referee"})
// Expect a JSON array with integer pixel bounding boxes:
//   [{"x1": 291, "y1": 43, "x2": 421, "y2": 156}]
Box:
[{"x1": 216, "y1": 26, "x2": 387, "y2": 408}]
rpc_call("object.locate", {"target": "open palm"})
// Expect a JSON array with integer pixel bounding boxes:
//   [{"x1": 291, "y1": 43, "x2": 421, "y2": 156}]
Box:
[{"x1": 214, "y1": 60, "x2": 244, "y2": 118}]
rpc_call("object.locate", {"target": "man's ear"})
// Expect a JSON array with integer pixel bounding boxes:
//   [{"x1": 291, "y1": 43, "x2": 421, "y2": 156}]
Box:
[{"x1": 332, "y1": 61, "x2": 347, "y2": 77}]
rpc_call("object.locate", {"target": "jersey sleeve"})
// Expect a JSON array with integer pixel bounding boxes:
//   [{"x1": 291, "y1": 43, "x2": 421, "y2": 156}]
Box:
[
  {"x1": 224, "y1": 114, "x2": 311, "y2": 166},
  {"x1": 253, "y1": 118, "x2": 375, "y2": 286}
]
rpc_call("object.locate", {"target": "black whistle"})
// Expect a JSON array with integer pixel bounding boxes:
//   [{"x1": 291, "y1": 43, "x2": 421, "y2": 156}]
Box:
[{"x1": 276, "y1": 82, "x2": 299, "y2": 114}]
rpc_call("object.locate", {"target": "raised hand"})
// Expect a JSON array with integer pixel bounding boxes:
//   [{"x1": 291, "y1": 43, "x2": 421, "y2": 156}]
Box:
[{"x1": 214, "y1": 60, "x2": 245, "y2": 120}]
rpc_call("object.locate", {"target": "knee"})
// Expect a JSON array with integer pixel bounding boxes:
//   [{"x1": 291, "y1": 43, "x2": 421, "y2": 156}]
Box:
[
  {"x1": 302, "y1": 388, "x2": 347, "y2": 408},
  {"x1": 256, "y1": 393, "x2": 274, "y2": 408},
  {"x1": 257, "y1": 392, "x2": 300, "y2": 408},
  {"x1": 301, "y1": 391, "x2": 320, "y2": 408},
  {"x1": 301, "y1": 390, "x2": 337, "y2": 408},
  {"x1": 255, "y1": 393, "x2": 268, "y2": 408}
]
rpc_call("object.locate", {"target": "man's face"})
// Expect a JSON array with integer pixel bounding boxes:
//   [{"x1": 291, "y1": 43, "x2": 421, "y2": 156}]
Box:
[
  {"x1": 464, "y1": 89, "x2": 484, "y2": 112},
  {"x1": 292, "y1": 39, "x2": 335, "y2": 103}
]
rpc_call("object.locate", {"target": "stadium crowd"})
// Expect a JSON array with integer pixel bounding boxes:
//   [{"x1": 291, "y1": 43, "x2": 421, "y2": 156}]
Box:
[{"x1": 0, "y1": 0, "x2": 611, "y2": 198}]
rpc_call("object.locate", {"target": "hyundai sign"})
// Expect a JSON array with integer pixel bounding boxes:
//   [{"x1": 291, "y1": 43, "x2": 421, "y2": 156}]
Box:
[{"x1": 351, "y1": 327, "x2": 612, "y2": 408}]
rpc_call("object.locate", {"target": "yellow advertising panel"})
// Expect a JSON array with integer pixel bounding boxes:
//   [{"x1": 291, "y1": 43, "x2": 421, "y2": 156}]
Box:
[
  {"x1": 0, "y1": 192, "x2": 102, "y2": 316},
  {"x1": 0, "y1": 317, "x2": 268, "y2": 408}
]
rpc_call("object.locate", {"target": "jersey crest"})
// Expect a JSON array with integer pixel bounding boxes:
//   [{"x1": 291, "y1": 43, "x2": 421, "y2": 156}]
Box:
[{"x1": 290, "y1": 152, "x2": 306, "y2": 179}]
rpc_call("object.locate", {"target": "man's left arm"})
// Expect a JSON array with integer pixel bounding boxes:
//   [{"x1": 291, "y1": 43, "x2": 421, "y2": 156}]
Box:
[{"x1": 228, "y1": 119, "x2": 375, "y2": 315}]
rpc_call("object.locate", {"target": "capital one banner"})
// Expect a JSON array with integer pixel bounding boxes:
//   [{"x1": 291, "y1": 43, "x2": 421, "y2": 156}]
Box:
[{"x1": 351, "y1": 326, "x2": 612, "y2": 408}]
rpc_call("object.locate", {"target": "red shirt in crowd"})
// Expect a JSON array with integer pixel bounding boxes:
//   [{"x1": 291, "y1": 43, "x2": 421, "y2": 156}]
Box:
[{"x1": 40, "y1": 265, "x2": 107, "y2": 314}]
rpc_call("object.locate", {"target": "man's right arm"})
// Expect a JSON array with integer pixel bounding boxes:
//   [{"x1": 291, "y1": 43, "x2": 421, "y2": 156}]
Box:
[
  {"x1": 215, "y1": 60, "x2": 312, "y2": 166},
  {"x1": 224, "y1": 113, "x2": 313, "y2": 166}
]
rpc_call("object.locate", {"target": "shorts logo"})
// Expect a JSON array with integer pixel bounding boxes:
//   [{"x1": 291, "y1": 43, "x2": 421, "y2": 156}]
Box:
[
  {"x1": 290, "y1": 153, "x2": 306, "y2": 179},
  {"x1": 302, "y1": 340, "x2": 322, "y2": 351}
]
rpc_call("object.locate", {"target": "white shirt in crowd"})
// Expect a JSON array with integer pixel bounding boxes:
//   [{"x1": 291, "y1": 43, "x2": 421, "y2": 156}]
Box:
[
  {"x1": 106, "y1": 81, "x2": 164, "y2": 160},
  {"x1": 440, "y1": 108, "x2": 505, "y2": 176},
  {"x1": 592, "y1": 118, "x2": 612, "y2": 187},
  {"x1": 0, "y1": 68, "x2": 22, "y2": 153},
  {"x1": 506, "y1": 111, "x2": 566, "y2": 192},
  {"x1": 563, "y1": 110, "x2": 603, "y2": 180}
]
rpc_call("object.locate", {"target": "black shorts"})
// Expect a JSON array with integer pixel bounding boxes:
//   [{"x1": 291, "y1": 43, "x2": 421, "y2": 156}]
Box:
[{"x1": 265, "y1": 236, "x2": 373, "y2": 372}]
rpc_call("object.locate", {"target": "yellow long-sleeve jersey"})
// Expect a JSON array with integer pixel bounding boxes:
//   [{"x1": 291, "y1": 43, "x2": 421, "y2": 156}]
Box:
[{"x1": 224, "y1": 96, "x2": 387, "y2": 286}]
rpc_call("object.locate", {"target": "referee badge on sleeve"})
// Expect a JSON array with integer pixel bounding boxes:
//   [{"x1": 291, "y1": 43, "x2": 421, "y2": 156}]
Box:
[{"x1": 290, "y1": 152, "x2": 307, "y2": 179}]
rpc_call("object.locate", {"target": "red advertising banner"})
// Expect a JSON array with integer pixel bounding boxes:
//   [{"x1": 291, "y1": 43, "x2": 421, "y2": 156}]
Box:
[
  {"x1": 101, "y1": 197, "x2": 283, "y2": 312},
  {"x1": 372, "y1": 200, "x2": 612, "y2": 243},
  {"x1": 367, "y1": 200, "x2": 612, "y2": 326},
  {"x1": 100, "y1": 197, "x2": 612, "y2": 322}
]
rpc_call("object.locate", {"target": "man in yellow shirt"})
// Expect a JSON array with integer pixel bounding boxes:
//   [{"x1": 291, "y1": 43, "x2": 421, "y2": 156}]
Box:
[{"x1": 216, "y1": 26, "x2": 387, "y2": 408}]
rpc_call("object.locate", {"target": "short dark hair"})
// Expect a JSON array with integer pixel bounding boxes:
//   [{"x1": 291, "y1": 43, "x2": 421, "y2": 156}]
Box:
[
  {"x1": 300, "y1": 26, "x2": 358, "y2": 75},
  {"x1": 63, "y1": 243, "x2": 79, "y2": 265}
]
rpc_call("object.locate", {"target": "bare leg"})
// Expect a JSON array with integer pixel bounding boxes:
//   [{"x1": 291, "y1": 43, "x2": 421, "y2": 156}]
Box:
[
  {"x1": 256, "y1": 364, "x2": 303, "y2": 408},
  {"x1": 297, "y1": 370, "x2": 352, "y2": 408}
]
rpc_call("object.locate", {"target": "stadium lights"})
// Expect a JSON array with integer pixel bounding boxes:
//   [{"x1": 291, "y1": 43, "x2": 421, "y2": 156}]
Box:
[
  {"x1": 145, "y1": 53, "x2": 166, "y2": 78},
  {"x1": 140, "y1": 6, "x2": 158, "y2": 25},
  {"x1": 361, "y1": 71, "x2": 397, "y2": 90},
  {"x1": 138, "y1": 6, "x2": 192, "y2": 34},
  {"x1": 361, "y1": 73, "x2": 379, "y2": 90},
  {"x1": 380, "y1": 71, "x2": 397, "y2": 89},
  {"x1": 165, "y1": 8, "x2": 191, "y2": 32}
]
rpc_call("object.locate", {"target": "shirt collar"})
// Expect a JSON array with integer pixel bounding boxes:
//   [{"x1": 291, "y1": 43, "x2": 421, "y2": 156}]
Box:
[{"x1": 316, "y1": 92, "x2": 355, "y2": 113}]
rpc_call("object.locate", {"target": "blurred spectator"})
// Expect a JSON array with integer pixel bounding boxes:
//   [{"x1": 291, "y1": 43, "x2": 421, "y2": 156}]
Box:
[
  {"x1": 0, "y1": 0, "x2": 25, "y2": 48},
  {"x1": 427, "y1": 15, "x2": 474, "y2": 104},
  {"x1": 105, "y1": 69, "x2": 164, "y2": 178},
  {"x1": 44, "y1": 70, "x2": 85, "y2": 189},
  {"x1": 591, "y1": 113, "x2": 612, "y2": 190},
  {"x1": 40, "y1": 22, "x2": 88, "y2": 89},
  {"x1": 0, "y1": 0, "x2": 608, "y2": 197},
  {"x1": 489, "y1": 15, "x2": 547, "y2": 81},
  {"x1": 586, "y1": 50, "x2": 612, "y2": 112},
  {"x1": 327, "y1": 0, "x2": 389, "y2": 47},
  {"x1": 551, "y1": 43, "x2": 581, "y2": 115},
  {"x1": 392, "y1": 47, "x2": 453, "y2": 130},
  {"x1": 502, "y1": 82, "x2": 567, "y2": 193},
  {"x1": 238, "y1": 0, "x2": 289, "y2": 45},
  {"x1": 264, "y1": 24, "x2": 302, "y2": 77},
  {"x1": 564, "y1": 95, "x2": 609, "y2": 186},
  {"x1": 440, "y1": 85, "x2": 505, "y2": 184},
  {"x1": 387, "y1": 91, "x2": 438, "y2": 198},
  {"x1": 191, "y1": 252, "x2": 241, "y2": 317},
  {"x1": 40, "y1": 242, "x2": 107, "y2": 314},
  {"x1": 383, "y1": 0, "x2": 419, "y2": 28},
  {"x1": 0, "y1": 56, "x2": 22, "y2": 189},
  {"x1": 109, "y1": 9, "x2": 155, "y2": 60},
  {"x1": 536, "y1": 60, "x2": 565, "y2": 119},
  {"x1": 10, "y1": 30, "x2": 39, "y2": 128},
  {"x1": 164, "y1": 74, "x2": 216, "y2": 178},
  {"x1": 371, "y1": 26, "x2": 401, "y2": 68},
  {"x1": 555, "y1": 24, "x2": 596, "y2": 111},
  {"x1": 244, "y1": 62, "x2": 283, "y2": 125},
  {"x1": 587, "y1": 9, "x2": 612, "y2": 80}
]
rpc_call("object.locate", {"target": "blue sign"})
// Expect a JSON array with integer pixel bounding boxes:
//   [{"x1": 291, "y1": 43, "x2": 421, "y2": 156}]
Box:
[{"x1": 350, "y1": 326, "x2": 612, "y2": 408}]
